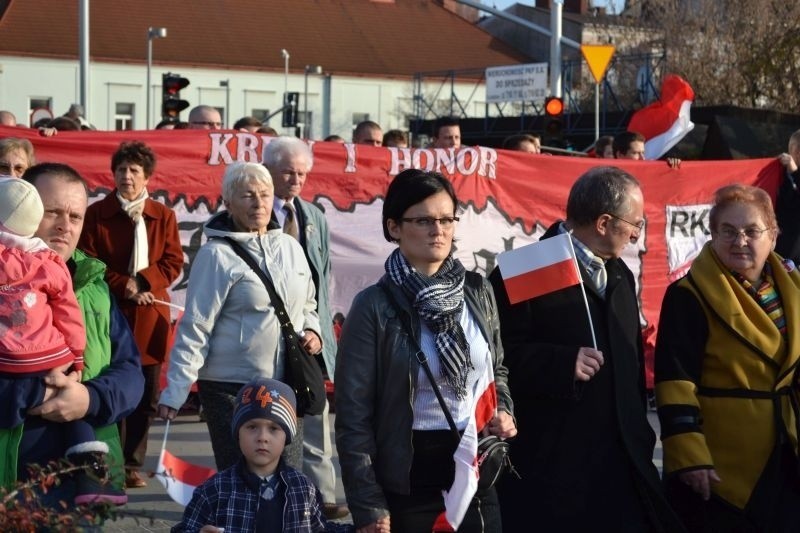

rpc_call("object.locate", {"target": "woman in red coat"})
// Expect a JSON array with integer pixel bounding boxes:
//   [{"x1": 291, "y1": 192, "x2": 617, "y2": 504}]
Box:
[{"x1": 79, "y1": 141, "x2": 183, "y2": 488}]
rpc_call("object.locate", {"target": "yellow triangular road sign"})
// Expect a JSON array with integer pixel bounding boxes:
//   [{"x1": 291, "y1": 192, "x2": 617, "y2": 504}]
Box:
[{"x1": 581, "y1": 45, "x2": 615, "y2": 83}]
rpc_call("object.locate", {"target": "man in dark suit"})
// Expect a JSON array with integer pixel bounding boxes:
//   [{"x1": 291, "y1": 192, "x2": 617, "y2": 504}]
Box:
[
  {"x1": 262, "y1": 137, "x2": 347, "y2": 520},
  {"x1": 489, "y1": 166, "x2": 684, "y2": 532}
]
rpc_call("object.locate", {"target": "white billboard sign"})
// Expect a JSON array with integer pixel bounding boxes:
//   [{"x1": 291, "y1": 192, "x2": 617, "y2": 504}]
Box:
[{"x1": 485, "y1": 63, "x2": 548, "y2": 104}]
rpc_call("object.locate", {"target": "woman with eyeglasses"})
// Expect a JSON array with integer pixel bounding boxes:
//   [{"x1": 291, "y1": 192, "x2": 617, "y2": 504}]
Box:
[
  {"x1": 655, "y1": 184, "x2": 800, "y2": 532},
  {"x1": 334, "y1": 168, "x2": 516, "y2": 533}
]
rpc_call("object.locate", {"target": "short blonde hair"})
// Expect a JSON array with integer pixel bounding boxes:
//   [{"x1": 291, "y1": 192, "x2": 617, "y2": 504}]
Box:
[
  {"x1": 0, "y1": 138, "x2": 35, "y2": 166},
  {"x1": 221, "y1": 162, "x2": 273, "y2": 202}
]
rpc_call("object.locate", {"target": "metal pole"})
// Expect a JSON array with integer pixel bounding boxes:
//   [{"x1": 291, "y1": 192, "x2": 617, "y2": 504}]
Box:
[
  {"x1": 322, "y1": 73, "x2": 332, "y2": 138},
  {"x1": 146, "y1": 28, "x2": 166, "y2": 129},
  {"x1": 303, "y1": 67, "x2": 309, "y2": 139},
  {"x1": 79, "y1": 0, "x2": 89, "y2": 120},
  {"x1": 146, "y1": 33, "x2": 153, "y2": 129},
  {"x1": 281, "y1": 49, "x2": 289, "y2": 94},
  {"x1": 225, "y1": 80, "x2": 230, "y2": 128},
  {"x1": 594, "y1": 82, "x2": 600, "y2": 142},
  {"x1": 550, "y1": 0, "x2": 563, "y2": 97},
  {"x1": 218, "y1": 80, "x2": 231, "y2": 127}
]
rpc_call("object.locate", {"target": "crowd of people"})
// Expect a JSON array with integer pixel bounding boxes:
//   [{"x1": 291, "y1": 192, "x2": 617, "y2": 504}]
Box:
[{"x1": 0, "y1": 107, "x2": 798, "y2": 533}]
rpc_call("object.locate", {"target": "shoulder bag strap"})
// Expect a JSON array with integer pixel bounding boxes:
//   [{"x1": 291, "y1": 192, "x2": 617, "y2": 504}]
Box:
[
  {"x1": 219, "y1": 236, "x2": 298, "y2": 338},
  {"x1": 378, "y1": 282, "x2": 461, "y2": 444}
]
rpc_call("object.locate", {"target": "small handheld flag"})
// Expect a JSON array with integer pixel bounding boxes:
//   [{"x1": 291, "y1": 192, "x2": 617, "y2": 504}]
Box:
[
  {"x1": 156, "y1": 420, "x2": 216, "y2": 506},
  {"x1": 496, "y1": 233, "x2": 582, "y2": 304}
]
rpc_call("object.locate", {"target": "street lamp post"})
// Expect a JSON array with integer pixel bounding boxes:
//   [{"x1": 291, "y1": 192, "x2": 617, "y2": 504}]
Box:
[
  {"x1": 220, "y1": 79, "x2": 230, "y2": 128},
  {"x1": 146, "y1": 26, "x2": 167, "y2": 129},
  {"x1": 281, "y1": 49, "x2": 290, "y2": 94},
  {"x1": 303, "y1": 65, "x2": 323, "y2": 139}
]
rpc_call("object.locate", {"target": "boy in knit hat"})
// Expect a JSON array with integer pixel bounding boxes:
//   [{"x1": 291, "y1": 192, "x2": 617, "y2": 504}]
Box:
[
  {"x1": 0, "y1": 177, "x2": 126, "y2": 505},
  {"x1": 174, "y1": 377, "x2": 354, "y2": 533}
]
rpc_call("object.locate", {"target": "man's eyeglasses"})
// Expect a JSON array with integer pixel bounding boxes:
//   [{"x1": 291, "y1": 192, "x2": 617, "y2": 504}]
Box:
[
  {"x1": 608, "y1": 213, "x2": 645, "y2": 231},
  {"x1": 190, "y1": 121, "x2": 222, "y2": 127},
  {"x1": 714, "y1": 226, "x2": 772, "y2": 243},
  {"x1": 400, "y1": 216, "x2": 460, "y2": 228}
]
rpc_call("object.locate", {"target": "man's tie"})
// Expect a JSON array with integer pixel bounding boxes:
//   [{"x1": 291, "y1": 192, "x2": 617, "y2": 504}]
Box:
[
  {"x1": 283, "y1": 202, "x2": 299, "y2": 240},
  {"x1": 590, "y1": 256, "x2": 607, "y2": 297}
]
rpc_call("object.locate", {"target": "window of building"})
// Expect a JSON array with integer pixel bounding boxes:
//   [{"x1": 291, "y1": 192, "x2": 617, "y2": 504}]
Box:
[
  {"x1": 299, "y1": 111, "x2": 313, "y2": 137},
  {"x1": 352, "y1": 112, "x2": 370, "y2": 126},
  {"x1": 29, "y1": 97, "x2": 53, "y2": 127},
  {"x1": 114, "y1": 102, "x2": 135, "y2": 131},
  {"x1": 252, "y1": 108, "x2": 270, "y2": 125},
  {"x1": 215, "y1": 106, "x2": 226, "y2": 127}
]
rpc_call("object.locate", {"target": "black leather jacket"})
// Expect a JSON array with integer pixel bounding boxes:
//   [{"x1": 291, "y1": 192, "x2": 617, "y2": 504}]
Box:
[{"x1": 334, "y1": 272, "x2": 513, "y2": 528}]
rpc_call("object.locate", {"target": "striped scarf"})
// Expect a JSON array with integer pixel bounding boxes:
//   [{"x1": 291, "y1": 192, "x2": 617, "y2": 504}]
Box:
[
  {"x1": 733, "y1": 263, "x2": 787, "y2": 338},
  {"x1": 385, "y1": 248, "x2": 472, "y2": 399}
]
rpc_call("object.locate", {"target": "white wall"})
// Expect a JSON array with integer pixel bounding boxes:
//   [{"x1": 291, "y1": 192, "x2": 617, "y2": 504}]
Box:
[{"x1": 0, "y1": 56, "x2": 487, "y2": 137}]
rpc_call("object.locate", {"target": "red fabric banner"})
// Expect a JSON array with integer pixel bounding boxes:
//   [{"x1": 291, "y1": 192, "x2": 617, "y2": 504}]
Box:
[{"x1": 5, "y1": 126, "x2": 782, "y2": 387}]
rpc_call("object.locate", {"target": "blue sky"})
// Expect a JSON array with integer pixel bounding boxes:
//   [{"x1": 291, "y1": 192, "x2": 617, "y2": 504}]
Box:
[{"x1": 485, "y1": 0, "x2": 626, "y2": 15}]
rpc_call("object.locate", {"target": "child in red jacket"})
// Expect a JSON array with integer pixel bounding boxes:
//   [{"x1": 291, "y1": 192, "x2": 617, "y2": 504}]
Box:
[{"x1": 0, "y1": 177, "x2": 125, "y2": 505}]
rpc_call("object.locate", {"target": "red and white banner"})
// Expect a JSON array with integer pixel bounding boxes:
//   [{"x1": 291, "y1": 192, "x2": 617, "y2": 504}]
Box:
[
  {"x1": 156, "y1": 447, "x2": 216, "y2": 506},
  {"x1": 4, "y1": 126, "x2": 782, "y2": 387},
  {"x1": 628, "y1": 75, "x2": 695, "y2": 160},
  {"x1": 496, "y1": 233, "x2": 582, "y2": 303}
]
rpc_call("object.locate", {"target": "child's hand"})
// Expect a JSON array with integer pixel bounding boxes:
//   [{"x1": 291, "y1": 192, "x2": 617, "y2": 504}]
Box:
[
  {"x1": 69, "y1": 369, "x2": 82, "y2": 382},
  {"x1": 199, "y1": 526, "x2": 224, "y2": 533}
]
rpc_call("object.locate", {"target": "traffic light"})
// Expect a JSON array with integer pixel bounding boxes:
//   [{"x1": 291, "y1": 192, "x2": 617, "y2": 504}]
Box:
[
  {"x1": 162, "y1": 72, "x2": 190, "y2": 123},
  {"x1": 282, "y1": 91, "x2": 300, "y2": 128},
  {"x1": 543, "y1": 96, "x2": 564, "y2": 140}
]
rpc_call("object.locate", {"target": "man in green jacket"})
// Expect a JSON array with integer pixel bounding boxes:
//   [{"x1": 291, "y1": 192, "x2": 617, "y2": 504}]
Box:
[{"x1": 0, "y1": 163, "x2": 144, "y2": 503}]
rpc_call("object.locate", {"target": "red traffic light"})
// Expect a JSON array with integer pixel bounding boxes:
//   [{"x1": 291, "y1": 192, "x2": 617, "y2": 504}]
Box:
[
  {"x1": 545, "y1": 96, "x2": 564, "y2": 116},
  {"x1": 161, "y1": 72, "x2": 190, "y2": 122},
  {"x1": 163, "y1": 74, "x2": 190, "y2": 96}
]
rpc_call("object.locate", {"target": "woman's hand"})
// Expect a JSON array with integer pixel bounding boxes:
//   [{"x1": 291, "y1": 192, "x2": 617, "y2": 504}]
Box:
[
  {"x1": 679, "y1": 468, "x2": 721, "y2": 500},
  {"x1": 356, "y1": 515, "x2": 390, "y2": 533},
  {"x1": 485, "y1": 410, "x2": 517, "y2": 439},
  {"x1": 157, "y1": 404, "x2": 178, "y2": 421},
  {"x1": 301, "y1": 330, "x2": 322, "y2": 355},
  {"x1": 132, "y1": 291, "x2": 155, "y2": 305}
]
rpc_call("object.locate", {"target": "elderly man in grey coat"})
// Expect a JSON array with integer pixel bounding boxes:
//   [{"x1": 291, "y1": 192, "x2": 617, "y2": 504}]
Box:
[{"x1": 263, "y1": 136, "x2": 347, "y2": 520}]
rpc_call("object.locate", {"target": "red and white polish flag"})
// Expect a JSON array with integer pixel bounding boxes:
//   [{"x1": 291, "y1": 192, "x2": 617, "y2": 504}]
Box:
[
  {"x1": 432, "y1": 361, "x2": 498, "y2": 532},
  {"x1": 156, "y1": 448, "x2": 216, "y2": 506},
  {"x1": 496, "y1": 233, "x2": 582, "y2": 304},
  {"x1": 627, "y1": 74, "x2": 695, "y2": 160}
]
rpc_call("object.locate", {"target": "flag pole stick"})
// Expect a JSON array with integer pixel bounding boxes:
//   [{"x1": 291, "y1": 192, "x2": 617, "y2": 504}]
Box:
[
  {"x1": 157, "y1": 419, "x2": 171, "y2": 477},
  {"x1": 153, "y1": 298, "x2": 185, "y2": 312},
  {"x1": 566, "y1": 233, "x2": 598, "y2": 349}
]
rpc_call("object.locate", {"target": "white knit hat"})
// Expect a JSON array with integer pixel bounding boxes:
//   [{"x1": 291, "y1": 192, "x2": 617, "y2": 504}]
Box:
[{"x1": 0, "y1": 178, "x2": 44, "y2": 238}]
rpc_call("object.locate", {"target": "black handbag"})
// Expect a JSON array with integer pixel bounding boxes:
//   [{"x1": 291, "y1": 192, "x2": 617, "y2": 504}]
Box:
[
  {"x1": 222, "y1": 236, "x2": 326, "y2": 416},
  {"x1": 379, "y1": 281, "x2": 515, "y2": 491}
]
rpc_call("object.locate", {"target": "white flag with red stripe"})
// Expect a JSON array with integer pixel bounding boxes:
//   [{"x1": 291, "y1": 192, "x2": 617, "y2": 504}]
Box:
[
  {"x1": 156, "y1": 422, "x2": 216, "y2": 506},
  {"x1": 432, "y1": 361, "x2": 498, "y2": 531},
  {"x1": 496, "y1": 233, "x2": 582, "y2": 304},
  {"x1": 628, "y1": 74, "x2": 695, "y2": 160}
]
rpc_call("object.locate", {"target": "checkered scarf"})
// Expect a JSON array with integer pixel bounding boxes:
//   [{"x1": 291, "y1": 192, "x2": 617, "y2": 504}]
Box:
[{"x1": 385, "y1": 248, "x2": 472, "y2": 399}]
